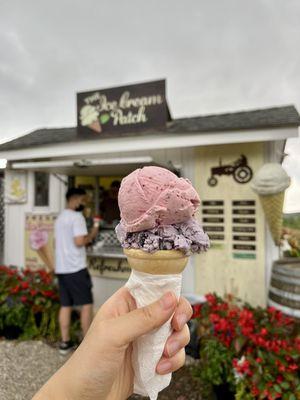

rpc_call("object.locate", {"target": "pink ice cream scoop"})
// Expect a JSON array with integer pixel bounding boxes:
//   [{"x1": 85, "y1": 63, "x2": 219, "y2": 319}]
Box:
[
  {"x1": 118, "y1": 166, "x2": 200, "y2": 232},
  {"x1": 29, "y1": 229, "x2": 48, "y2": 250}
]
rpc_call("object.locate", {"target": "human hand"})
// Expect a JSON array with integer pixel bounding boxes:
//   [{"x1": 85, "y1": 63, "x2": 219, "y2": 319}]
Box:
[{"x1": 33, "y1": 287, "x2": 192, "y2": 400}]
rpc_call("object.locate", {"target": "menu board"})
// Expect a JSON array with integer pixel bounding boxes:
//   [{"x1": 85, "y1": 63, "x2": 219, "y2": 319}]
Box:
[
  {"x1": 231, "y1": 200, "x2": 257, "y2": 260},
  {"x1": 201, "y1": 200, "x2": 225, "y2": 245}
]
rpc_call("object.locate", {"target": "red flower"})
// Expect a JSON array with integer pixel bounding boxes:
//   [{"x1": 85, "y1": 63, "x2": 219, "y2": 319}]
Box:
[
  {"x1": 30, "y1": 289, "x2": 38, "y2": 296},
  {"x1": 41, "y1": 290, "x2": 56, "y2": 298},
  {"x1": 233, "y1": 357, "x2": 252, "y2": 376},
  {"x1": 251, "y1": 385, "x2": 259, "y2": 396},
  {"x1": 205, "y1": 293, "x2": 217, "y2": 306},
  {"x1": 21, "y1": 281, "x2": 29, "y2": 290},
  {"x1": 276, "y1": 375, "x2": 284, "y2": 383},
  {"x1": 260, "y1": 327, "x2": 268, "y2": 336},
  {"x1": 255, "y1": 357, "x2": 263, "y2": 363},
  {"x1": 21, "y1": 295, "x2": 27, "y2": 303},
  {"x1": 228, "y1": 309, "x2": 239, "y2": 319},
  {"x1": 192, "y1": 304, "x2": 201, "y2": 319},
  {"x1": 10, "y1": 285, "x2": 20, "y2": 294},
  {"x1": 288, "y1": 363, "x2": 298, "y2": 371}
]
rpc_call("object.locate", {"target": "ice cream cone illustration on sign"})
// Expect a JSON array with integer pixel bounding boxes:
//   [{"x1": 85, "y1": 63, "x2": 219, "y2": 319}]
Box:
[
  {"x1": 116, "y1": 166, "x2": 210, "y2": 399},
  {"x1": 29, "y1": 229, "x2": 54, "y2": 271},
  {"x1": 251, "y1": 163, "x2": 290, "y2": 246},
  {"x1": 79, "y1": 104, "x2": 102, "y2": 133}
]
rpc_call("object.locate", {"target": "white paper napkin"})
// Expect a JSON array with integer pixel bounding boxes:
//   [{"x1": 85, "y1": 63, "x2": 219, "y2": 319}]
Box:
[{"x1": 126, "y1": 270, "x2": 182, "y2": 400}]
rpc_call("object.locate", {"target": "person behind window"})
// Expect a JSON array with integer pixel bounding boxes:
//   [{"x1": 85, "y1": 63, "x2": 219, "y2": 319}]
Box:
[
  {"x1": 54, "y1": 188, "x2": 99, "y2": 354},
  {"x1": 100, "y1": 180, "x2": 121, "y2": 226}
]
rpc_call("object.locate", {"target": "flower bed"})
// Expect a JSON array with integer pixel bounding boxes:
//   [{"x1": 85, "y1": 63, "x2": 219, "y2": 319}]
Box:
[
  {"x1": 0, "y1": 265, "x2": 60, "y2": 340},
  {"x1": 193, "y1": 293, "x2": 300, "y2": 400}
]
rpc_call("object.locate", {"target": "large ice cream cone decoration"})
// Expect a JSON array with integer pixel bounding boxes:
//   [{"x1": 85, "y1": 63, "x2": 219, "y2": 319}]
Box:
[
  {"x1": 124, "y1": 249, "x2": 188, "y2": 274},
  {"x1": 251, "y1": 163, "x2": 290, "y2": 246},
  {"x1": 259, "y1": 192, "x2": 285, "y2": 245}
]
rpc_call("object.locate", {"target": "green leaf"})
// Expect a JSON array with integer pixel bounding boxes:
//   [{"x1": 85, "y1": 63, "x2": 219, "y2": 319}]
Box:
[
  {"x1": 100, "y1": 113, "x2": 110, "y2": 124},
  {"x1": 274, "y1": 384, "x2": 282, "y2": 393},
  {"x1": 288, "y1": 394, "x2": 296, "y2": 400},
  {"x1": 280, "y1": 382, "x2": 290, "y2": 390}
]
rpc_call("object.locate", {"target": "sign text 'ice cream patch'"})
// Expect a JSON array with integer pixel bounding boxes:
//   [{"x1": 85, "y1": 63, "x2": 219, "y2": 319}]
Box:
[{"x1": 77, "y1": 80, "x2": 167, "y2": 136}]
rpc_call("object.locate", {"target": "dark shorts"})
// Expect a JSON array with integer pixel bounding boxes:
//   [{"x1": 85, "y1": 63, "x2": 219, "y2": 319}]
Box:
[{"x1": 56, "y1": 268, "x2": 93, "y2": 307}]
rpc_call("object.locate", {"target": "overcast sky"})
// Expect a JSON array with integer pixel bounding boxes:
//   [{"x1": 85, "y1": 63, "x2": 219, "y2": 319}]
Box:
[{"x1": 0, "y1": 0, "x2": 299, "y2": 211}]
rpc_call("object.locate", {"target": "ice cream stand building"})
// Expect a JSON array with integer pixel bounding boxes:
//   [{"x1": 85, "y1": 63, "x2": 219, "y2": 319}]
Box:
[{"x1": 1, "y1": 80, "x2": 299, "y2": 309}]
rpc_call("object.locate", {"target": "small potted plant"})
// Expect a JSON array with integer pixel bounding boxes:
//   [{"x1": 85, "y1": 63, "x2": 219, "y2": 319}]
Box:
[{"x1": 193, "y1": 293, "x2": 300, "y2": 399}]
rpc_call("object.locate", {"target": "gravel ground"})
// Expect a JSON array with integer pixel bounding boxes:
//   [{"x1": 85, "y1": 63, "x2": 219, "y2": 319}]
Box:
[
  {"x1": 0, "y1": 340, "x2": 67, "y2": 400},
  {"x1": 0, "y1": 340, "x2": 202, "y2": 400}
]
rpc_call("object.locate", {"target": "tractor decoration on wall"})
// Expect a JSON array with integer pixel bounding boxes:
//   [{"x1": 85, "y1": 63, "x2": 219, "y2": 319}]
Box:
[{"x1": 207, "y1": 155, "x2": 253, "y2": 187}]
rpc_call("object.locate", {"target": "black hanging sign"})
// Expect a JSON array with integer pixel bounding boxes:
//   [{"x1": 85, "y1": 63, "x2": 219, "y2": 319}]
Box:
[
  {"x1": 233, "y1": 218, "x2": 255, "y2": 224},
  {"x1": 232, "y1": 200, "x2": 255, "y2": 206},
  {"x1": 233, "y1": 235, "x2": 256, "y2": 241},
  {"x1": 203, "y1": 226, "x2": 224, "y2": 232},
  {"x1": 232, "y1": 209, "x2": 256, "y2": 215},
  {"x1": 233, "y1": 244, "x2": 256, "y2": 251},
  {"x1": 77, "y1": 80, "x2": 167, "y2": 136},
  {"x1": 209, "y1": 234, "x2": 225, "y2": 241},
  {"x1": 202, "y1": 200, "x2": 224, "y2": 206},
  {"x1": 203, "y1": 209, "x2": 224, "y2": 215},
  {"x1": 203, "y1": 217, "x2": 224, "y2": 223},
  {"x1": 233, "y1": 226, "x2": 256, "y2": 233}
]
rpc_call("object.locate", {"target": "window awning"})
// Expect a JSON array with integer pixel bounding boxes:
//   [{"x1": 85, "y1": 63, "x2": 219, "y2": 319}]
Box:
[{"x1": 10, "y1": 156, "x2": 171, "y2": 176}]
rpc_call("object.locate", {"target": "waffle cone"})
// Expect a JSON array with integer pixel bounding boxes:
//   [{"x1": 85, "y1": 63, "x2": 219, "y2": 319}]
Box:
[
  {"x1": 124, "y1": 249, "x2": 189, "y2": 275},
  {"x1": 259, "y1": 191, "x2": 285, "y2": 246}
]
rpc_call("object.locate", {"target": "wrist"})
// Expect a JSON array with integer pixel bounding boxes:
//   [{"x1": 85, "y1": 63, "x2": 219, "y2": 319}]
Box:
[{"x1": 32, "y1": 369, "x2": 70, "y2": 400}]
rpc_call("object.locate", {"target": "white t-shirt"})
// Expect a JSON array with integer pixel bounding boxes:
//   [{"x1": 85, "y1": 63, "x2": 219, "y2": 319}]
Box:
[{"x1": 55, "y1": 209, "x2": 88, "y2": 274}]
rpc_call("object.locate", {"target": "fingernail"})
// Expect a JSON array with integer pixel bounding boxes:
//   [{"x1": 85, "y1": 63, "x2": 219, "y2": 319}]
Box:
[
  {"x1": 157, "y1": 360, "x2": 172, "y2": 374},
  {"x1": 167, "y1": 341, "x2": 180, "y2": 356},
  {"x1": 177, "y1": 313, "x2": 187, "y2": 329},
  {"x1": 160, "y1": 292, "x2": 175, "y2": 310}
]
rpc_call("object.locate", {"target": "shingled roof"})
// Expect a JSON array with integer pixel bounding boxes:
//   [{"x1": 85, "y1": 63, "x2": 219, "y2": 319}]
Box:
[{"x1": 1, "y1": 105, "x2": 299, "y2": 152}]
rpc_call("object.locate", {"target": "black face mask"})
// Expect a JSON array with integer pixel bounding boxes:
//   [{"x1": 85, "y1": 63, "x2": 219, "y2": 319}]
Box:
[{"x1": 75, "y1": 204, "x2": 85, "y2": 212}]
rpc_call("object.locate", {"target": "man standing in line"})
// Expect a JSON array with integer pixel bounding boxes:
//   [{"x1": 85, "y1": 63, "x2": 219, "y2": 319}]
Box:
[{"x1": 55, "y1": 188, "x2": 99, "y2": 354}]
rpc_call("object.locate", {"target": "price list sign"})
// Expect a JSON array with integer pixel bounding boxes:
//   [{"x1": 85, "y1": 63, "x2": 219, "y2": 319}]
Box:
[
  {"x1": 232, "y1": 200, "x2": 256, "y2": 259},
  {"x1": 202, "y1": 200, "x2": 225, "y2": 243}
]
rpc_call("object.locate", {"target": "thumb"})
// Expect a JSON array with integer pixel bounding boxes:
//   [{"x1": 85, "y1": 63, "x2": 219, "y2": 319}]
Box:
[{"x1": 112, "y1": 292, "x2": 177, "y2": 346}]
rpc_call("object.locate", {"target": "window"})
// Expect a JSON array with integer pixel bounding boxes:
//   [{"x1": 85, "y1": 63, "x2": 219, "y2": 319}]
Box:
[{"x1": 34, "y1": 172, "x2": 49, "y2": 206}]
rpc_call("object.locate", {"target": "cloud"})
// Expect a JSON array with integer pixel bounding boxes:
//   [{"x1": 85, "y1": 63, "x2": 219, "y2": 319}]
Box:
[{"x1": 0, "y1": 0, "x2": 300, "y2": 211}]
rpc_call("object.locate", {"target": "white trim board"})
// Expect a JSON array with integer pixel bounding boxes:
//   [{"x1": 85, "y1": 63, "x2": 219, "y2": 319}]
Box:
[{"x1": 1, "y1": 127, "x2": 298, "y2": 161}]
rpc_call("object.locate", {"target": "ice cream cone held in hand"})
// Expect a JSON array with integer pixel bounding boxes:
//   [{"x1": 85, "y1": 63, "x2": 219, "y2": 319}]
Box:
[
  {"x1": 251, "y1": 163, "x2": 290, "y2": 246},
  {"x1": 116, "y1": 166, "x2": 209, "y2": 399}
]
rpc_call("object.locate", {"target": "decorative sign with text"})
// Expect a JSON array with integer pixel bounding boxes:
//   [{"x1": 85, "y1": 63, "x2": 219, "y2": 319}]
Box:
[
  {"x1": 25, "y1": 214, "x2": 57, "y2": 271},
  {"x1": 77, "y1": 80, "x2": 167, "y2": 136},
  {"x1": 88, "y1": 256, "x2": 130, "y2": 280}
]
